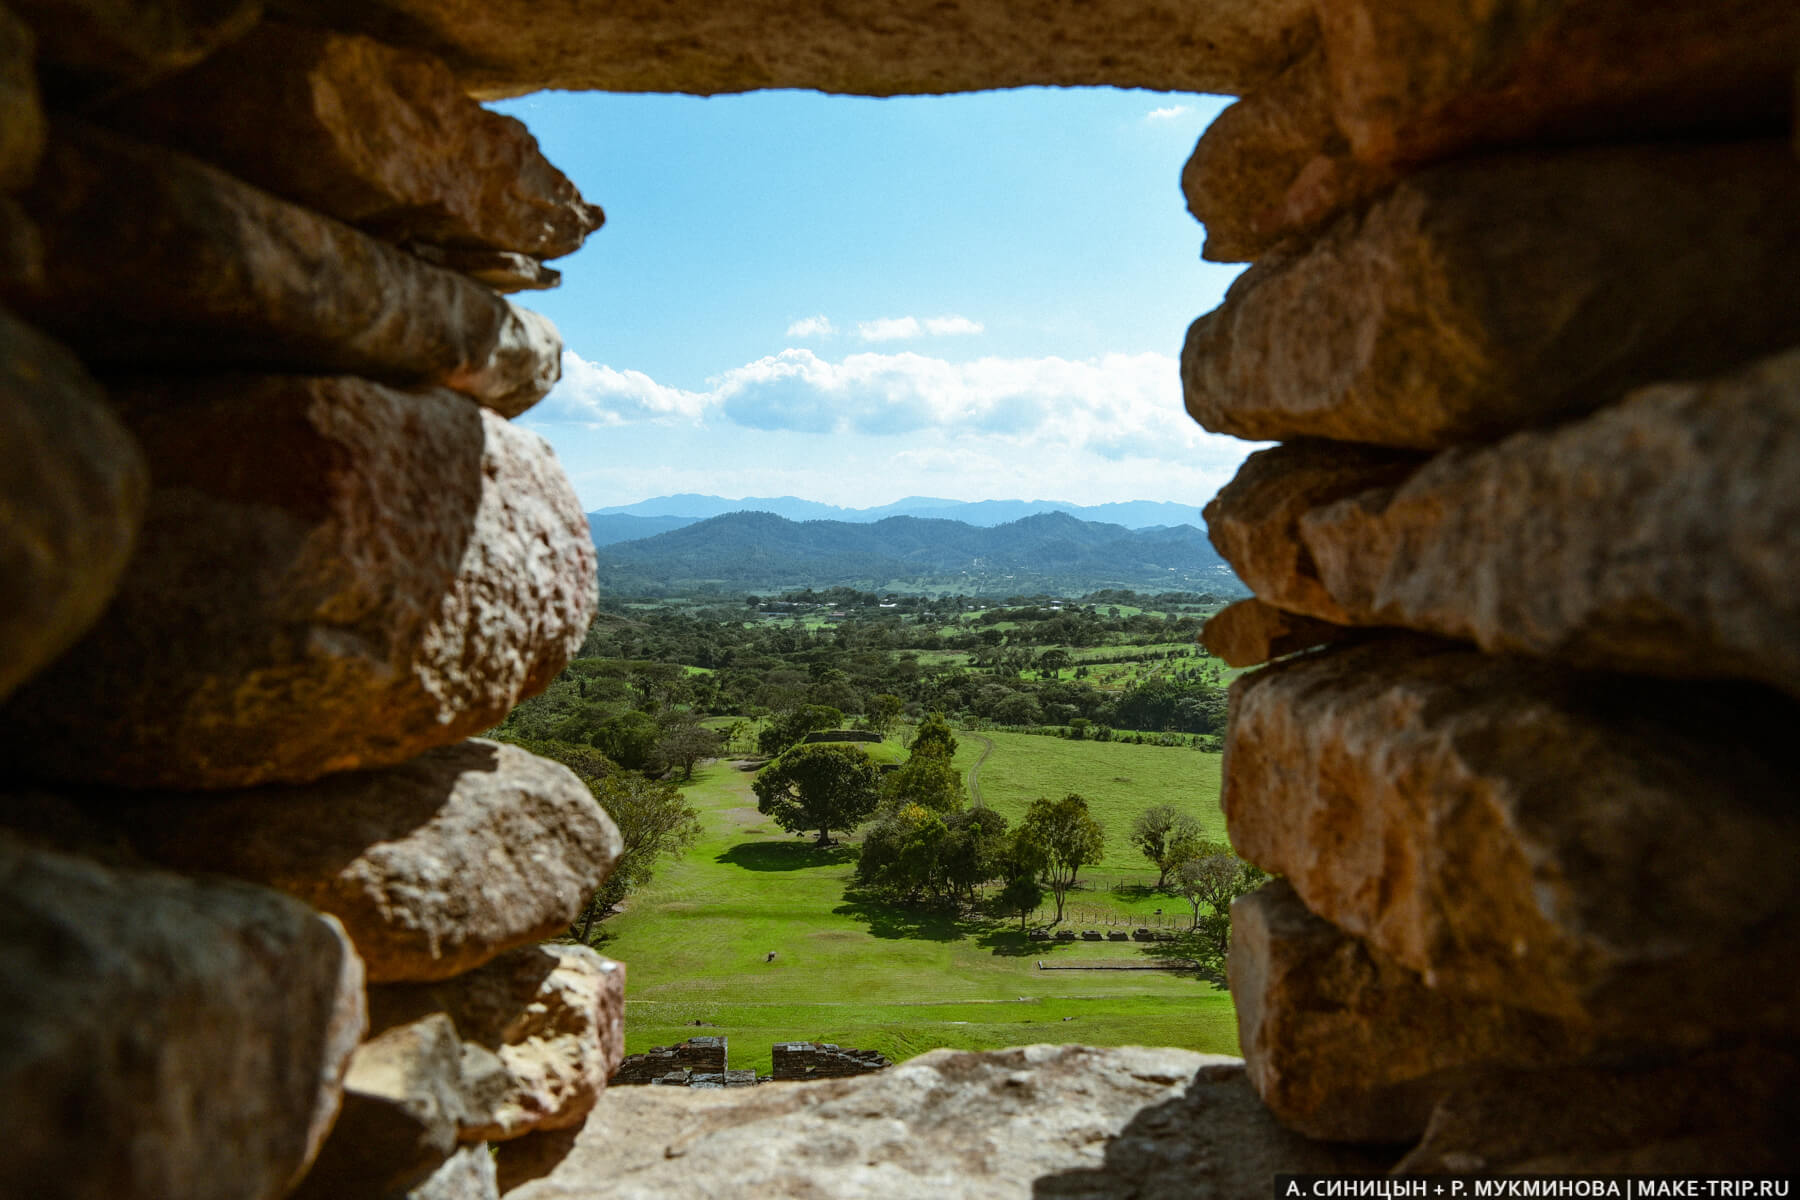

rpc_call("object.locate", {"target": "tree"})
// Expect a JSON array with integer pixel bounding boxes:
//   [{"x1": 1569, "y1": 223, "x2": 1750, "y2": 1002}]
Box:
[
  {"x1": 757, "y1": 704, "x2": 843, "y2": 756},
  {"x1": 1016, "y1": 793, "x2": 1106, "y2": 923},
  {"x1": 752, "y1": 742, "x2": 881, "y2": 845},
  {"x1": 573, "y1": 772, "x2": 702, "y2": 942},
  {"x1": 1130, "y1": 805, "x2": 1206, "y2": 890},
  {"x1": 867, "y1": 693, "x2": 905, "y2": 739},
  {"x1": 655, "y1": 714, "x2": 723, "y2": 781},
  {"x1": 908, "y1": 711, "x2": 958, "y2": 759},
  {"x1": 1175, "y1": 842, "x2": 1268, "y2": 959},
  {"x1": 593, "y1": 710, "x2": 662, "y2": 772},
  {"x1": 881, "y1": 745, "x2": 965, "y2": 814},
  {"x1": 855, "y1": 803, "x2": 951, "y2": 901},
  {"x1": 1035, "y1": 649, "x2": 1072, "y2": 679},
  {"x1": 941, "y1": 806, "x2": 1011, "y2": 904},
  {"x1": 995, "y1": 871, "x2": 1045, "y2": 932}
]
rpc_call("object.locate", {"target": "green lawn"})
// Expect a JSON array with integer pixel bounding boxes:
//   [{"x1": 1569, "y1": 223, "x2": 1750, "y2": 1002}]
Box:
[{"x1": 591, "y1": 735, "x2": 1238, "y2": 1077}]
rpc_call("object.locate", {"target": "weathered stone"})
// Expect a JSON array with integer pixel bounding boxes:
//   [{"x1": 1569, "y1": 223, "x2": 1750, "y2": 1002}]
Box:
[
  {"x1": 1208, "y1": 352, "x2": 1800, "y2": 695},
  {"x1": 274, "y1": 0, "x2": 1317, "y2": 99},
  {"x1": 0, "y1": 309, "x2": 145, "y2": 703},
  {"x1": 1202, "y1": 440, "x2": 1421, "y2": 625},
  {"x1": 1199, "y1": 598, "x2": 1361, "y2": 668},
  {"x1": 371, "y1": 944, "x2": 627, "y2": 1143},
  {"x1": 8, "y1": 118, "x2": 560, "y2": 416},
  {"x1": 0, "y1": 830, "x2": 365, "y2": 1200},
  {"x1": 1394, "y1": 1047, "x2": 1800, "y2": 1175},
  {"x1": 506, "y1": 1045, "x2": 1390, "y2": 1199},
  {"x1": 1183, "y1": 141, "x2": 1800, "y2": 449},
  {"x1": 408, "y1": 1143, "x2": 501, "y2": 1200},
  {"x1": 292, "y1": 1015, "x2": 473, "y2": 1199},
  {"x1": 102, "y1": 740, "x2": 622, "y2": 981},
  {"x1": 1186, "y1": 0, "x2": 1800, "y2": 260},
  {"x1": 9, "y1": 0, "x2": 258, "y2": 94},
  {"x1": 1231, "y1": 879, "x2": 1596, "y2": 1144},
  {"x1": 410, "y1": 244, "x2": 562, "y2": 293},
  {"x1": 0, "y1": 376, "x2": 596, "y2": 788},
  {"x1": 0, "y1": 4, "x2": 43, "y2": 190},
  {"x1": 102, "y1": 22, "x2": 602, "y2": 258},
  {"x1": 1223, "y1": 638, "x2": 1800, "y2": 1039},
  {"x1": 0, "y1": 196, "x2": 41, "y2": 288}
]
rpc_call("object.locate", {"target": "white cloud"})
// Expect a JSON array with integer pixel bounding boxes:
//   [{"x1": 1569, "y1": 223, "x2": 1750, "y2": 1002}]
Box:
[
  {"x1": 1146, "y1": 105, "x2": 1191, "y2": 122},
  {"x1": 923, "y1": 315, "x2": 984, "y2": 336},
  {"x1": 856, "y1": 316, "x2": 921, "y2": 342},
  {"x1": 536, "y1": 352, "x2": 712, "y2": 425},
  {"x1": 785, "y1": 314, "x2": 836, "y2": 337}
]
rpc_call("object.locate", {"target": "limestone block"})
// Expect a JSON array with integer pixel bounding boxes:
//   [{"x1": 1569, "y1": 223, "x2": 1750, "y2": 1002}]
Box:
[
  {"x1": 411, "y1": 245, "x2": 562, "y2": 293},
  {"x1": 1185, "y1": 0, "x2": 1800, "y2": 259},
  {"x1": 1208, "y1": 352, "x2": 1800, "y2": 695},
  {"x1": 0, "y1": 376, "x2": 596, "y2": 788},
  {"x1": 0, "y1": 830, "x2": 366, "y2": 1200},
  {"x1": 8, "y1": 118, "x2": 560, "y2": 416},
  {"x1": 0, "y1": 4, "x2": 43, "y2": 190},
  {"x1": 1394, "y1": 1047, "x2": 1800, "y2": 1176},
  {"x1": 371, "y1": 944, "x2": 627, "y2": 1142},
  {"x1": 408, "y1": 1144, "x2": 501, "y2": 1200},
  {"x1": 272, "y1": 0, "x2": 1317, "y2": 99},
  {"x1": 504, "y1": 1045, "x2": 1391, "y2": 1199},
  {"x1": 9, "y1": 0, "x2": 258, "y2": 93},
  {"x1": 292, "y1": 1014, "x2": 473, "y2": 1199},
  {"x1": 1223, "y1": 638, "x2": 1800, "y2": 1039},
  {"x1": 1231, "y1": 879, "x2": 1595, "y2": 1144},
  {"x1": 1182, "y1": 141, "x2": 1800, "y2": 449},
  {"x1": 103, "y1": 740, "x2": 623, "y2": 981},
  {"x1": 1201, "y1": 440, "x2": 1422, "y2": 625},
  {"x1": 0, "y1": 309, "x2": 145, "y2": 703},
  {"x1": 102, "y1": 21, "x2": 602, "y2": 258},
  {"x1": 1199, "y1": 598, "x2": 1360, "y2": 668}
]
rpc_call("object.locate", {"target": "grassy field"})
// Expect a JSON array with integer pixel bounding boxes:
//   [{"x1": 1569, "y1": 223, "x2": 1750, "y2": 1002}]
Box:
[{"x1": 592, "y1": 735, "x2": 1239, "y2": 1076}]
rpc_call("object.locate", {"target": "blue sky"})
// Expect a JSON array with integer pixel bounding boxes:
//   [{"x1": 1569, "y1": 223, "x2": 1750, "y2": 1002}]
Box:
[{"x1": 492, "y1": 87, "x2": 1254, "y2": 513}]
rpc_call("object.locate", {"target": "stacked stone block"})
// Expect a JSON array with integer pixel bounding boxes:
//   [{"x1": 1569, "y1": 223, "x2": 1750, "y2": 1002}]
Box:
[
  {"x1": 0, "y1": 5, "x2": 621, "y2": 1197},
  {"x1": 771, "y1": 1042, "x2": 891, "y2": 1081},
  {"x1": 1184, "y1": 0, "x2": 1800, "y2": 1173},
  {"x1": 612, "y1": 1037, "x2": 730, "y2": 1086}
]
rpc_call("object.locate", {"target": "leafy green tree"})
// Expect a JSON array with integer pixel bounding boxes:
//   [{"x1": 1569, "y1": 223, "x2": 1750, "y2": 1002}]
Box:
[
  {"x1": 1175, "y1": 842, "x2": 1269, "y2": 958},
  {"x1": 752, "y1": 742, "x2": 881, "y2": 845},
  {"x1": 882, "y1": 745, "x2": 965, "y2": 813},
  {"x1": 867, "y1": 693, "x2": 905, "y2": 739},
  {"x1": 498, "y1": 738, "x2": 618, "y2": 784},
  {"x1": 855, "y1": 803, "x2": 951, "y2": 901},
  {"x1": 756, "y1": 704, "x2": 843, "y2": 756},
  {"x1": 1130, "y1": 805, "x2": 1206, "y2": 890},
  {"x1": 995, "y1": 872, "x2": 1045, "y2": 932},
  {"x1": 655, "y1": 714, "x2": 723, "y2": 781},
  {"x1": 942, "y1": 806, "x2": 1010, "y2": 903},
  {"x1": 1017, "y1": 793, "x2": 1106, "y2": 923},
  {"x1": 1035, "y1": 649, "x2": 1072, "y2": 678},
  {"x1": 573, "y1": 772, "x2": 702, "y2": 942},
  {"x1": 594, "y1": 710, "x2": 662, "y2": 772},
  {"x1": 908, "y1": 712, "x2": 958, "y2": 759}
]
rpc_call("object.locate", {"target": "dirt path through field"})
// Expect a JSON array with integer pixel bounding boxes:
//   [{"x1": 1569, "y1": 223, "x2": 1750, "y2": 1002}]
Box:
[{"x1": 966, "y1": 734, "x2": 995, "y2": 805}]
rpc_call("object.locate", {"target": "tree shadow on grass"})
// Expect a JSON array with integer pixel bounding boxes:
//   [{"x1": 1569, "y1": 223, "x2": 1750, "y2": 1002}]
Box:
[
  {"x1": 833, "y1": 889, "x2": 991, "y2": 942},
  {"x1": 716, "y1": 840, "x2": 858, "y2": 871},
  {"x1": 974, "y1": 926, "x2": 1036, "y2": 957},
  {"x1": 1138, "y1": 928, "x2": 1228, "y2": 987}
]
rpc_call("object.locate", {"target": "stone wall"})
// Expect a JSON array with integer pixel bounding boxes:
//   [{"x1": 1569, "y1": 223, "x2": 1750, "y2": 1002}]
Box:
[
  {"x1": 771, "y1": 1042, "x2": 892, "y2": 1081},
  {"x1": 1, "y1": 5, "x2": 622, "y2": 1198},
  {"x1": 3, "y1": 0, "x2": 1798, "y2": 1194},
  {"x1": 1185, "y1": 1, "x2": 1800, "y2": 1174},
  {"x1": 612, "y1": 1037, "x2": 730, "y2": 1085}
]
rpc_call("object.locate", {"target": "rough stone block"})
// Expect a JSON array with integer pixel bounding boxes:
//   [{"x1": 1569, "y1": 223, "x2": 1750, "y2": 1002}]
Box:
[
  {"x1": 407, "y1": 1143, "x2": 501, "y2": 1200},
  {"x1": 0, "y1": 375, "x2": 596, "y2": 788},
  {"x1": 1208, "y1": 351, "x2": 1800, "y2": 696},
  {"x1": 503, "y1": 1045, "x2": 1392, "y2": 1199},
  {"x1": 10, "y1": 0, "x2": 258, "y2": 94},
  {"x1": 1394, "y1": 1047, "x2": 1800, "y2": 1176},
  {"x1": 410, "y1": 244, "x2": 562, "y2": 292},
  {"x1": 371, "y1": 944, "x2": 627, "y2": 1143},
  {"x1": 101, "y1": 21, "x2": 602, "y2": 258},
  {"x1": 273, "y1": 0, "x2": 1317, "y2": 100},
  {"x1": 1199, "y1": 598, "x2": 1361, "y2": 668},
  {"x1": 1231, "y1": 879, "x2": 1595, "y2": 1144},
  {"x1": 1223, "y1": 637, "x2": 1800, "y2": 1039},
  {"x1": 101, "y1": 740, "x2": 622, "y2": 981},
  {"x1": 8, "y1": 118, "x2": 560, "y2": 415},
  {"x1": 0, "y1": 3, "x2": 43, "y2": 190},
  {"x1": 0, "y1": 830, "x2": 365, "y2": 1200},
  {"x1": 1185, "y1": 0, "x2": 1800, "y2": 260},
  {"x1": 1202, "y1": 440, "x2": 1421, "y2": 626},
  {"x1": 0, "y1": 309, "x2": 145, "y2": 703},
  {"x1": 1183, "y1": 141, "x2": 1800, "y2": 449},
  {"x1": 292, "y1": 1014, "x2": 474, "y2": 1199}
]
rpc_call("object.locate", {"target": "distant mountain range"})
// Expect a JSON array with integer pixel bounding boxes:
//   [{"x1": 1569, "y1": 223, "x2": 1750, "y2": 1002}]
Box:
[
  {"x1": 592, "y1": 509, "x2": 1244, "y2": 597},
  {"x1": 586, "y1": 494, "x2": 1204, "y2": 545}
]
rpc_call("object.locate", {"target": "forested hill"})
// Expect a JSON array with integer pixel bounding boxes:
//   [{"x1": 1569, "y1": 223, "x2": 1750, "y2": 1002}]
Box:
[{"x1": 593, "y1": 510, "x2": 1245, "y2": 597}]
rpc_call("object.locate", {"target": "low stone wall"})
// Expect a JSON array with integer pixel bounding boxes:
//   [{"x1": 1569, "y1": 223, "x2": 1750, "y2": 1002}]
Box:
[
  {"x1": 612, "y1": 1037, "x2": 729, "y2": 1085},
  {"x1": 772, "y1": 1042, "x2": 892, "y2": 1081}
]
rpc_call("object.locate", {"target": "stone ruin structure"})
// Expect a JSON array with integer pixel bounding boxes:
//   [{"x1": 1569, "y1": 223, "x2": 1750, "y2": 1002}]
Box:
[
  {"x1": 1, "y1": 0, "x2": 1798, "y2": 1196},
  {"x1": 611, "y1": 1036, "x2": 730, "y2": 1085},
  {"x1": 770, "y1": 1041, "x2": 892, "y2": 1081}
]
